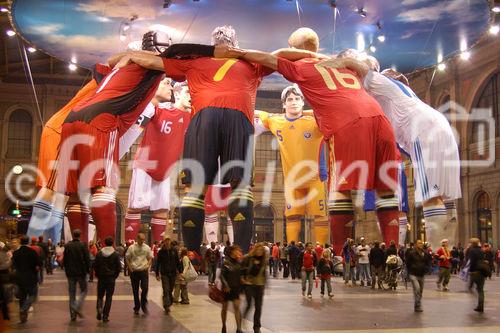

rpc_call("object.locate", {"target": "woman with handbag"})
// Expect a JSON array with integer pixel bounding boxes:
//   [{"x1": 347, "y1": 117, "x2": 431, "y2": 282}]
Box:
[
  {"x1": 173, "y1": 248, "x2": 191, "y2": 304},
  {"x1": 220, "y1": 245, "x2": 243, "y2": 333}
]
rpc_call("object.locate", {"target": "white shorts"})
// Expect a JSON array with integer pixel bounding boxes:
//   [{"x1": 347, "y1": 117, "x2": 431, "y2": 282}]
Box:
[
  {"x1": 411, "y1": 127, "x2": 461, "y2": 204},
  {"x1": 128, "y1": 168, "x2": 171, "y2": 211}
]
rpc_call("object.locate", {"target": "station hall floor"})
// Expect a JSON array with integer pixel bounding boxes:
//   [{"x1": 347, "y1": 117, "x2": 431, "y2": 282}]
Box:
[{"x1": 2, "y1": 269, "x2": 500, "y2": 333}]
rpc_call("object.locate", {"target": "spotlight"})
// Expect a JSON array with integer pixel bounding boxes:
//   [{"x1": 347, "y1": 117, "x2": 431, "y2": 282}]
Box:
[
  {"x1": 0, "y1": 7, "x2": 9, "y2": 13},
  {"x1": 27, "y1": 47, "x2": 36, "y2": 53},
  {"x1": 377, "y1": 35, "x2": 386, "y2": 42},
  {"x1": 123, "y1": 23, "x2": 130, "y2": 31},
  {"x1": 369, "y1": 45, "x2": 376, "y2": 53},
  {"x1": 460, "y1": 51, "x2": 470, "y2": 60},
  {"x1": 437, "y1": 63, "x2": 446, "y2": 71},
  {"x1": 163, "y1": 0, "x2": 172, "y2": 8},
  {"x1": 489, "y1": 25, "x2": 499, "y2": 35},
  {"x1": 357, "y1": 7, "x2": 367, "y2": 17},
  {"x1": 120, "y1": 34, "x2": 127, "y2": 41},
  {"x1": 492, "y1": 6, "x2": 500, "y2": 13},
  {"x1": 329, "y1": 0, "x2": 337, "y2": 8},
  {"x1": 6, "y1": 29, "x2": 15, "y2": 37},
  {"x1": 68, "y1": 63, "x2": 77, "y2": 71}
]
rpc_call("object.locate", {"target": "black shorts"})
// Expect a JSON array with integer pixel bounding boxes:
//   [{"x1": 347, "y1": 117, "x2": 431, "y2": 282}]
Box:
[{"x1": 181, "y1": 107, "x2": 254, "y2": 185}]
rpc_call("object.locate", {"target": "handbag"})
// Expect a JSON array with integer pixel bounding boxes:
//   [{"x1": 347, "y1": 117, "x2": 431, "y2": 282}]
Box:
[
  {"x1": 459, "y1": 260, "x2": 470, "y2": 282},
  {"x1": 184, "y1": 261, "x2": 198, "y2": 282},
  {"x1": 477, "y1": 260, "x2": 492, "y2": 277},
  {"x1": 208, "y1": 284, "x2": 225, "y2": 303}
]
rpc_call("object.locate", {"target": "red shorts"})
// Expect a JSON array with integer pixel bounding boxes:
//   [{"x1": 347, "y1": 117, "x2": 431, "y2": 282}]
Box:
[
  {"x1": 205, "y1": 186, "x2": 231, "y2": 215},
  {"x1": 328, "y1": 116, "x2": 398, "y2": 192},
  {"x1": 48, "y1": 122, "x2": 119, "y2": 194}
]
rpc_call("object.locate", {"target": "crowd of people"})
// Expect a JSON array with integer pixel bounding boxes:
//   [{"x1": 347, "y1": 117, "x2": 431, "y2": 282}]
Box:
[{"x1": 0, "y1": 230, "x2": 497, "y2": 331}]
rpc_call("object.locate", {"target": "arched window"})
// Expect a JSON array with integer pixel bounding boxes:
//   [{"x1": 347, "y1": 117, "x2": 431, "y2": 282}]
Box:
[
  {"x1": 7, "y1": 110, "x2": 32, "y2": 158},
  {"x1": 471, "y1": 72, "x2": 499, "y2": 143},
  {"x1": 254, "y1": 204, "x2": 275, "y2": 243},
  {"x1": 476, "y1": 191, "x2": 492, "y2": 245}
]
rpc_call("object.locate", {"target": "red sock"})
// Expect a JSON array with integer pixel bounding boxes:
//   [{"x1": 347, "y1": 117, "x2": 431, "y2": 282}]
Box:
[
  {"x1": 91, "y1": 191, "x2": 116, "y2": 244},
  {"x1": 66, "y1": 201, "x2": 89, "y2": 243},
  {"x1": 329, "y1": 213, "x2": 354, "y2": 256},
  {"x1": 329, "y1": 199, "x2": 354, "y2": 256},
  {"x1": 376, "y1": 195, "x2": 400, "y2": 247},
  {"x1": 125, "y1": 212, "x2": 142, "y2": 242},
  {"x1": 150, "y1": 217, "x2": 166, "y2": 244}
]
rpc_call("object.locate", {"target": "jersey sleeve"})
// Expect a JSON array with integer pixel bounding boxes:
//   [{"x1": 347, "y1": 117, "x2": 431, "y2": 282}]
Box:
[
  {"x1": 253, "y1": 63, "x2": 275, "y2": 77},
  {"x1": 254, "y1": 117, "x2": 269, "y2": 136},
  {"x1": 118, "y1": 103, "x2": 156, "y2": 159},
  {"x1": 257, "y1": 111, "x2": 271, "y2": 129},
  {"x1": 277, "y1": 58, "x2": 305, "y2": 83},
  {"x1": 162, "y1": 58, "x2": 195, "y2": 79},
  {"x1": 364, "y1": 70, "x2": 408, "y2": 99}
]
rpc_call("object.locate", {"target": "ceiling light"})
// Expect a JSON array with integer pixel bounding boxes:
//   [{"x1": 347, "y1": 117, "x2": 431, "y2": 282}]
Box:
[
  {"x1": 437, "y1": 63, "x2": 446, "y2": 71},
  {"x1": 460, "y1": 51, "x2": 470, "y2": 60},
  {"x1": 357, "y1": 33, "x2": 365, "y2": 52},
  {"x1": 123, "y1": 23, "x2": 130, "y2": 31},
  {"x1": 357, "y1": 7, "x2": 367, "y2": 17},
  {"x1": 6, "y1": 29, "x2": 15, "y2": 37},
  {"x1": 369, "y1": 45, "x2": 376, "y2": 53},
  {"x1": 489, "y1": 25, "x2": 499, "y2": 35},
  {"x1": 377, "y1": 35, "x2": 386, "y2": 42},
  {"x1": 68, "y1": 63, "x2": 77, "y2": 71},
  {"x1": 492, "y1": 6, "x2": 500, "y2": 13},
  {"x1": 120, "y1": 34, "x2": 127, "y2": 41},
  {"x1": 0, "y1": 7, "x2": 9, "y2": 13},
  {"x1": 27, "y1": 47, "x2": 36, "y2": 53}
]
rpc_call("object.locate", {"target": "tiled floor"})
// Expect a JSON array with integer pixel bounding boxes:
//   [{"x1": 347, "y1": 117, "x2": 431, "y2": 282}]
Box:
[{"x1": 2, "y1": 270, "x2": 500, "y2": 333}]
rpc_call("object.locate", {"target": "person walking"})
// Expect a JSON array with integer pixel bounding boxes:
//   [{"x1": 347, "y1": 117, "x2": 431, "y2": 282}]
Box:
[
  {"x1": 271, "y1": 242, "x2": 280, "y2": 278},
  {"x1": 63, "y1": 229, "x2": 91, "y2": 321},
  {"x1": 436, "y1": 239, "x2": 452, "y2": 291},
  {"x1": 280, "y1": 242, "x2": 289, "y2": 278},
  {"x1": 357, "y1": 237, "x2": 371, "y2": 287},
  {"x1": 126, "y1": 233, "x2": 153, "y2": 315},
  {"x1": 242, "y1": 243, "x2": 267, "y2": 333},
  {"x1": 155, "y1": 238, "x2": 180, "y2": 314},
  {"x1": 94, "y1": 236, "x2": 121, "y2": 323},
  {"x1": 0, "y1": 241, "x2": 11, "y2": 321},
  {"x1": 220, "y1": 245, "x2": 243, "y2": 333},
  {"x1": 299, "y1": 242, "x2": 317, "y2": 298},
  {"x1": 88, "y1": 241, "x2": 98, "y2": 282},
  {"x1": 287, "y1": 241, "x2": 300, "y2": 280},
  {"x1": 205, "y1": 242, "x2": 220, "y2": 286},
  {"x1": 173, "y1": 248, "x2": 191, "y2": 304},
  {"x1": 468, "y1": 238, "x2": 487, "y2": 312},
  {"x1": 369, "y1": 241, "x2": 385, "y2": 289},
  {"x1": 405, "y1": 240, "x2": 432, "y2": 312},
  {"x1": 11, "y1": 236, "x2": 41, "y2": 323},
  {"x1": 317, "y1": 251, "x2": 334, "y2": 298}
]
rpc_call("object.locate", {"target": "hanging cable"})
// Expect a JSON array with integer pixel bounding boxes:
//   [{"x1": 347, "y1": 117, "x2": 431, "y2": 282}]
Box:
[
  {"x1": 180, "y1": 7, "x2": 200, "y2": 42},
  {"x1": 16, "y1": 38, "x2": 44, "y2": 126}
]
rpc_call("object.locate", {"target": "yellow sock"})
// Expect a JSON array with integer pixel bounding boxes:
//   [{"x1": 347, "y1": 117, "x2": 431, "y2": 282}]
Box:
[
  {"x1": 313, "y1": 219, "x2": 329, "y2": 245},
  {"x1": 286, "y1": 220, "x2": 301, "y2": 243}
]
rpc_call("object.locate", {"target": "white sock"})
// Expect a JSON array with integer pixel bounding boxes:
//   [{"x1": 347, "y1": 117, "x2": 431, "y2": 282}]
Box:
[{"x1": 423, "y1": 204, "x2": 447, "y2": 250}]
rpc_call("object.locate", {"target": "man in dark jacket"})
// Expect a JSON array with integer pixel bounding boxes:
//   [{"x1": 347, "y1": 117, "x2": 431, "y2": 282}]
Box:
[
  {"x1": 369, "y1": 241, "x2": 385, "y2": 289},
  {"x1": 287, "y1": 241, "x2": 300, "y2": 280},
  {"x1": 405, "y1": 239, "x2": 432, "y2": 312},
  {"x1": 205, "y1": 242, "x2": 220, "y2": 286},
  {"x1": 94, "y1": 236, "x2": 121, "y2": 322},
  {"x1": 468, "y1": 238, "x2": 486, "y2": 312},
  {"x1": 156, "y1": 238, "x2": 181, "y2": 314},
  {"x1": 62, "y1": 229, "x2": 90, "y2": 321},
  {"x1": 12, "y1": 236, "x2": 41, "y2": 323}
]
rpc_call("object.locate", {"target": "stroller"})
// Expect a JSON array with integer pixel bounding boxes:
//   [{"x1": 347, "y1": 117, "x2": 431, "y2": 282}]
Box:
[{"x1": 382, "y1": 255, "x2": 403, "y2": 290}]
